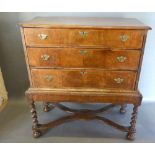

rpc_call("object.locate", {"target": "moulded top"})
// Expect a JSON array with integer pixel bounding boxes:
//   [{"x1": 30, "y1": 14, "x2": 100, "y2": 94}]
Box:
[{"x1": 19, "y1": 16, "x2": 151, "y2": 30}]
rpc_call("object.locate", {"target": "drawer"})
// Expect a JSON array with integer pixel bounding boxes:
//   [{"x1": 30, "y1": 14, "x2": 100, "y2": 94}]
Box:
[
  {"x1": 31, "y1": 69, "x2": 137, "y2": 90},
  {"x1": 24, "y1": 28, "x2": 144, "y2": 49},
  {"x1": 27, "y1": 48, "x2": 140, "y2": 70}
]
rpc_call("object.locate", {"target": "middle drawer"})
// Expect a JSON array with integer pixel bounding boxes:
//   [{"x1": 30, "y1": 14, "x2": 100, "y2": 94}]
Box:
[{"x1": 27, "y1": 48, "x2": 140, "y2": 70}]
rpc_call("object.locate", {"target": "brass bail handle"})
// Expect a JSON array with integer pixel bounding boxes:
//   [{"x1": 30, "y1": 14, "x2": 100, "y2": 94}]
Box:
[
  {"x1": 120, "y1": 35, "x2": 129, "y2": 42},
  {"x1": 44, "y1": 75, "x2": 53, "y2": 81},
  {"x1": 38, "y1": 33, "x2": 48, "y2": 40},
  {"x1": 41, "y1": 54, "x2": 50, "y2": 61},
  {"x1": 117, "y1": 56, "x2": 127, "y2": 62},
  {"x1": 114, "y1": 78, "x2": 124, "y2": 84}
]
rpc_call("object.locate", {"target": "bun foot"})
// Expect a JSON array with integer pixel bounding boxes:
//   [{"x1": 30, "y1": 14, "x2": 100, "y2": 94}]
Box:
[
  {"x1": 33, "y1": 130, "x2": 41, "y2": 138},
  {"x1": 126, "y1": 132, "x2": 135, "y2": 140},
  {"x1": 120, "y1": 105, "x2": 127, "y2": 114},
  {"x1": 43, "y1": 102, "x2": 56, "y2": 112},
  {"x1": 120, "y1": 108, "x2": 126, "y2": 114},
  {"x1": 43, "y1": 106, "x2": 50, "y2": 112},
  {"x1": 43, "y1": 102, "x2": 51, "y2": 112}
]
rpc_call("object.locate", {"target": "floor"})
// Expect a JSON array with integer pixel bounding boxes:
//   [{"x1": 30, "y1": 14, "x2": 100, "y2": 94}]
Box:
[{"x1": 0, "y1": 98, "x2": 155, "y2": 143}]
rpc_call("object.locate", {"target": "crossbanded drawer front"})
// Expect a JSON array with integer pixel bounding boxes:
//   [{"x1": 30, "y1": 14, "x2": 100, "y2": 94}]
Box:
[
  {"x1": 24, "y1": 28, "x2": 144, "y2": 49},
  {"x1": 31, "y1": 69, "x2": 137, "y2": 90},
  {"x1": 27, "y1": 48, "x2": 140, "y2": 70}
]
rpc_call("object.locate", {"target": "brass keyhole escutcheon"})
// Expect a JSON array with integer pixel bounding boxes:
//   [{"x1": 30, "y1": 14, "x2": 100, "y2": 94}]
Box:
[
  {"x1": 79, "y1": 50, "x2": 87, "y2": 55},
  {"x1": 80, "y1": 71, "x2": 87, "y2": 75},
  {"x1": 79, "y1": 31, "x2": 88, "y2": 37}
]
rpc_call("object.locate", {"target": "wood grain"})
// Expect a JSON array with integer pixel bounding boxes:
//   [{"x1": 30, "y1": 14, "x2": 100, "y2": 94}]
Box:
[
  {"x1": 26, "y1": 88, "x2": 142, "y2": 106},
  {"x1": 20, "y1": 17, "x2": 150, "y2": 139},
  {"x1": 31, "y1": 68, "x2": 137, "y2": 90},
  {"x1": 27, "y1": 48, "x2": 140, "y2": 70},
  {"x1": 19, "y1": 17, "x2": 151, "y2": 30},
  {"x1": 24, "y1": 28, "x2": 145, "y2": 49}
]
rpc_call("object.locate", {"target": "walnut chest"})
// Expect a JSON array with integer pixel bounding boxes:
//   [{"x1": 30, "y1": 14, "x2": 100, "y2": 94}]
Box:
[{"x1": 20, "y1": 17, "x2": 151, "y2": 139}]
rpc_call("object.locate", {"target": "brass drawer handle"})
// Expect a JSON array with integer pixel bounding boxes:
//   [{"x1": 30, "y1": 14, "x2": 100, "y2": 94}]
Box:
[
  {"x1": 120, "y1": 35, "x2": 129, "y2": 42},
  {"x1": 114, "y1": 78, "x2": 124, "y2": 84},
  {"x1": 117, "y1": 56, "x2": 127, "y2": 62},
  {"x1": 44, "y1": 75, "x2": 53, "y2": 81},
  {"x1": 80, "y1": 71, "x2": 87, "y2": 75},
  {"x1": 41, "y1": 54, "x2": 50, "y2": 61},
  {"x1": 38, "y1": 33, "x2": 48, "y2": 40},
  {"x1": 79, "y1": 31, "x2": 88, "y2": 37},
  {"x1": 79, "y1": 50, "x2": 87, "y2": 55}
]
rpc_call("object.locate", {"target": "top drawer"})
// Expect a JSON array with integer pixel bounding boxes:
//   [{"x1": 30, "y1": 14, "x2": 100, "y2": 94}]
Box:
[{"x1": 24, "y1": 28, "x2": 145, "y2": 49}]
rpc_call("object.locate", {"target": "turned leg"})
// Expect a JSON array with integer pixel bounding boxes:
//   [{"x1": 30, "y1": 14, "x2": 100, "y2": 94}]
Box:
[
  {"x1": 29, "y1": 100, "x2": 41, "y2": 138},
  {"x1": 126, "y1": 105, "x2": 138, "y2": 140},
  {"x1": 120, "y1": 104, "x2": 127, "y2": 114}
]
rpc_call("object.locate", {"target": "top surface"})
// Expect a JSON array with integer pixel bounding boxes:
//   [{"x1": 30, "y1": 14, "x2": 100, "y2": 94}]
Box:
[{"x1": 20, "y1": 17, "x2": 151, "y2": 29}]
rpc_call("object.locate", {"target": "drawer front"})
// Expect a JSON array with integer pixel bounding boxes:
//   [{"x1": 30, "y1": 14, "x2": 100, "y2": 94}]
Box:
[
  {"x1": 31, "y1": 69, "x2": 61, "y2": 88},
  {"x1": 24, "y1": 28, "x2": 144, "y2": 49},
  {"x1": 27, "y1": 48, "x2": 83, "y2": 68},
  {"x1": 27, "y1": 48, "x2": 140, "y2": 70},
  {"x1": 31, "y1": 69, "x2": 136, "y2": 90}
]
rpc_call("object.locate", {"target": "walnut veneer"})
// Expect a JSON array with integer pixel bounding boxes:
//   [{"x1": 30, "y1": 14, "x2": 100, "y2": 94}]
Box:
[{"x1": 20, "y1": 17, "x2": 151, "y2": 140}]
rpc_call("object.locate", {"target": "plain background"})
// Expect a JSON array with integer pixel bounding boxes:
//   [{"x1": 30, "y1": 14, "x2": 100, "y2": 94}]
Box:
[{"x1": 0, "y1": 12, "x2": 154, "y2": 102}]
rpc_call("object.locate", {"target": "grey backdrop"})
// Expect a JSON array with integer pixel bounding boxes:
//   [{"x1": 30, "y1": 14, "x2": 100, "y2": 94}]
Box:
[{"x1": 0, "y1": 12, "x2": 154, "y2": 102}]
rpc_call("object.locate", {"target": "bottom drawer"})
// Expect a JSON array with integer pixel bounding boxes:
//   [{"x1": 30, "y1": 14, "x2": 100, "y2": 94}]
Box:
[{"x1": 31, "y1": 69, "x2": 137, "y2": 90}]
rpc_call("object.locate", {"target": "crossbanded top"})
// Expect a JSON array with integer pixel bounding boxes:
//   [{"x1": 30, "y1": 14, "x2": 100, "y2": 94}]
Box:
[{"x1": 20, "y1": 17, "x2": 151, "y2": 30}]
